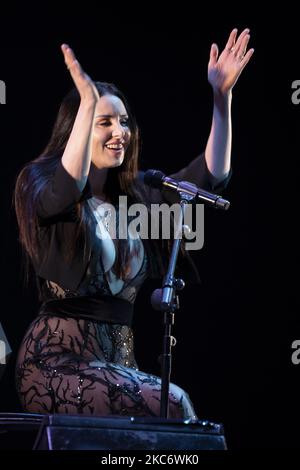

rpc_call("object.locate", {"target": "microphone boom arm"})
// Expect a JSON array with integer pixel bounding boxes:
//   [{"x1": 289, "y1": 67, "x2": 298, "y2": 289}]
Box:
[{"x1": 163, "y1": 177, "x2": 230, "y2": 210}]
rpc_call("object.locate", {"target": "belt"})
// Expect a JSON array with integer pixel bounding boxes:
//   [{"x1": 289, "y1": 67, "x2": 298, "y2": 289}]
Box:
[{"x1": 38, "y1": 295, "x2": 134, "y2": 326}]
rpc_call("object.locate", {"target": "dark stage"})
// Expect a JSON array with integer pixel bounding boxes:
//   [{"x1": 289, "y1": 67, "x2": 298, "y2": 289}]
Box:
[{"x1": 0, "y1": 6, "x2": 299, "y2": 455}]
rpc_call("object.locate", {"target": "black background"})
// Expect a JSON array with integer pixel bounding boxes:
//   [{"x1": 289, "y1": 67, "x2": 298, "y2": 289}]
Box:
[{"x1": 1, "y1": 5, "x2": 299, "y2": 449}]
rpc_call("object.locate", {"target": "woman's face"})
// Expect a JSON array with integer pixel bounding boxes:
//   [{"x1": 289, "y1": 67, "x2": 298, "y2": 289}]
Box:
[{"x1": 91, "y1": 94, "x2": 131, "y2": 169}]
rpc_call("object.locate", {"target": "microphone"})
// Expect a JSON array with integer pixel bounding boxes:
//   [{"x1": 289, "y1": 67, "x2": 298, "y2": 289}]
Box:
[{"x1": 144, "y1": 169, "x2": 230, "y2": 210}]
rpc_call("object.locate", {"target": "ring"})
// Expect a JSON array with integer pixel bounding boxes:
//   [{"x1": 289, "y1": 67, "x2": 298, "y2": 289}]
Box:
[{"x1": 239, "y1": 49, "x2": 247, "y2": 60}]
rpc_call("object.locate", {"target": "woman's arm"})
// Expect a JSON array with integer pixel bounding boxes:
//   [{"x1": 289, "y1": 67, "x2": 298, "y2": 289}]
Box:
[
  {"x1": 205, "y1": 90, "x2": 232, "y2": 184},
  {"x1": 60, "y1": 44, "x2": 99, "y2": 191},
  {"x1": 161, "y1": 28, "x2": 254, "y2": 199},
  {"x1": 61, "y1": 100, "x2": 96, "y2": 191},
  {"x1": 36, "y1": 46, "x2": 99, "y2": 219},
  {"x1": 205, "y1": 28, "x2": 254, "y2": 184}
]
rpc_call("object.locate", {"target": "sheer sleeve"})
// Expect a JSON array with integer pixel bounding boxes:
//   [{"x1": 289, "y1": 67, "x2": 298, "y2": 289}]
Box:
[
  {"x1": 37, "y1": 159, "x2": 92, "y2": 219},
  {"x1": 169, "y1": 152, "x2": 231, "y2": 192},
  {"x1": 137, "y1": 152, "x2": 232, "y2": 205}
]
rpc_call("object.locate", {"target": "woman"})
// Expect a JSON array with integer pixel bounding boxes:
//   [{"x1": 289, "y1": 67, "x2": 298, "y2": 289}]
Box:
[{"x1": 14, "y1": 29, "x2": 253, "y2": 417}]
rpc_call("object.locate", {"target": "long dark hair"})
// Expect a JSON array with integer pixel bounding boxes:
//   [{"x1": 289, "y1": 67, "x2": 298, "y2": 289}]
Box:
[{"x1": 14, "y1": 81, "x2": 152, "y2": 283}]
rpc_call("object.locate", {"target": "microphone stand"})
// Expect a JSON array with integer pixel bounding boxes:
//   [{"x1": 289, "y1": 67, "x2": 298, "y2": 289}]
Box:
[{"x1": 150, "y1": 192, "x2": 195, "y2": 419}]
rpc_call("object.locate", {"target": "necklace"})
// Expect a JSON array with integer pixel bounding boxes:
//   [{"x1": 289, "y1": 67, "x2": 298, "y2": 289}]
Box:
[
  {"x1": 89, "y1": 197, "x2": 113, "y2": 232},
  {"x1": 102, "y1": 208, "x2": 112, "y2": 232}
]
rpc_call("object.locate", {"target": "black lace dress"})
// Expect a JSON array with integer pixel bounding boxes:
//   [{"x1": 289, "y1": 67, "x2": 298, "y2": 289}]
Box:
[{"x1": 15, "y1": 197, "x2": 196, "y2": 418}]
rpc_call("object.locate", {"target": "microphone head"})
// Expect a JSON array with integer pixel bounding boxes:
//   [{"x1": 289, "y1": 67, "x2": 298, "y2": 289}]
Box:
[{"x1": 144, "y1": 169, "x2": 165, "y2": 189}]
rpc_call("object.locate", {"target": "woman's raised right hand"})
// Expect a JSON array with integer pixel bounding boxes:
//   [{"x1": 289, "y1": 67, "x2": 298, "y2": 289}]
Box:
[{"x1": 61, "y1": 44, "x2": 99, "y2": 104}]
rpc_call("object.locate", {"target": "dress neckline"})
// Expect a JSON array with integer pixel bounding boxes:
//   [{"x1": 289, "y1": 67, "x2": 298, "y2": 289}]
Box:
[{"x1": 91, "y1": 193, "x2": 114, "y2": 203}]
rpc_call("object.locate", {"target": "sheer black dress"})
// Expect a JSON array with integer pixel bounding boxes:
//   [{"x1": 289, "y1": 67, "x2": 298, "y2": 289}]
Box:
[{"x1": 16, "y1": 194, "x2": 196, "y2": 418}]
